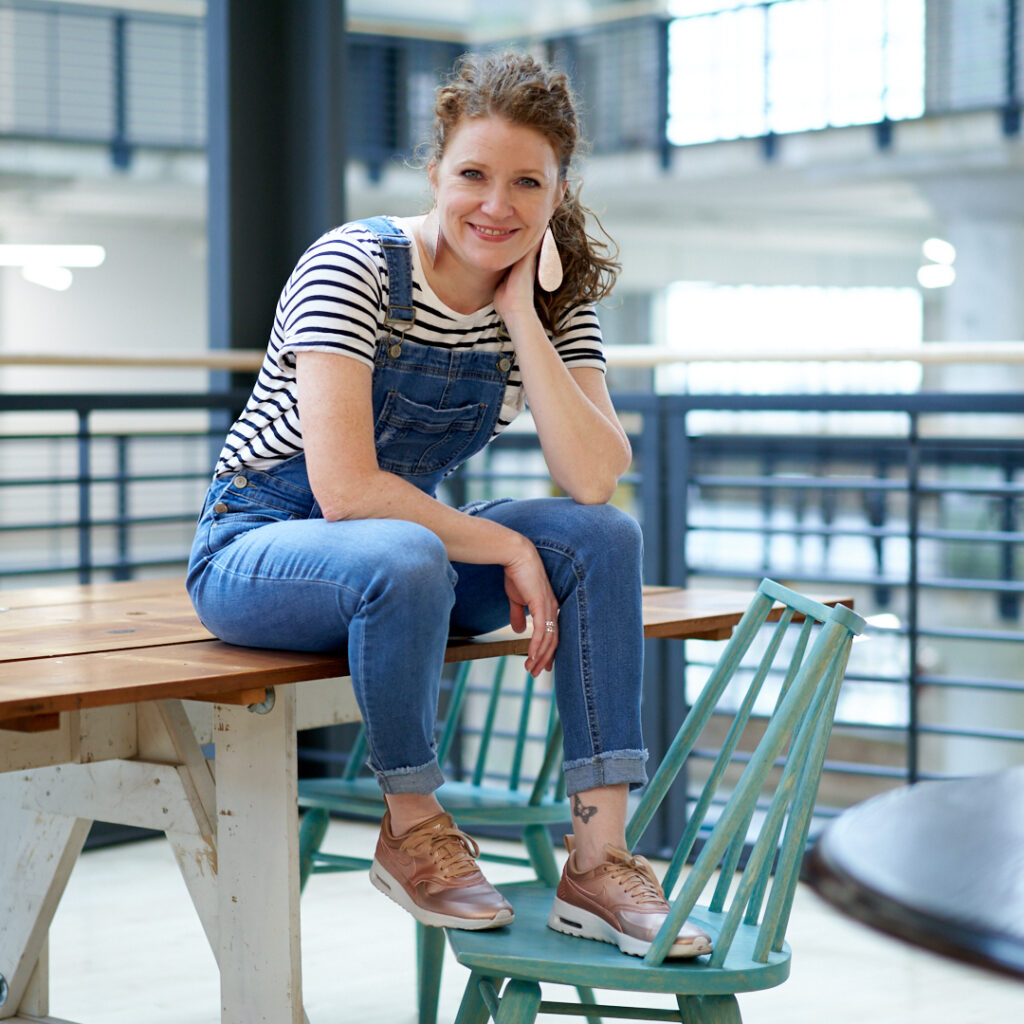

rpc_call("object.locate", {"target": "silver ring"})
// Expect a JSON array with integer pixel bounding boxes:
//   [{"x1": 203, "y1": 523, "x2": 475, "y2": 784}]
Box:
[{"x1": 544, "y1": 620, "x2": 556, "y2": 634}]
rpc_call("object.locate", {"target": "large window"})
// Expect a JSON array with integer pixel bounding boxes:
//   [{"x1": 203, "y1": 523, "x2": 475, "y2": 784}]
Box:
[
  {"x1": 657, "y1": 282, "x2": 923, "y2": 396},
  {"x1": 668, "y1": 0, "x2": 925, "y2": 145}
]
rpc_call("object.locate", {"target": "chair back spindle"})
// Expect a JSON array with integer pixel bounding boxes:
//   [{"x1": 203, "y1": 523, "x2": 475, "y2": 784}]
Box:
[{"x1": 625, "y1": 580, "x2": 864, "y2": 969}]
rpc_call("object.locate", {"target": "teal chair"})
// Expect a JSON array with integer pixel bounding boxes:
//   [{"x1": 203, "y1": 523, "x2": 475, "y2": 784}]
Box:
[
  {"x1": 297, "y1": 655, "x2": 575, "y2": 1024},
  {"x1": 446, "y1": 579, "x2": 865, "y2": 1024}
]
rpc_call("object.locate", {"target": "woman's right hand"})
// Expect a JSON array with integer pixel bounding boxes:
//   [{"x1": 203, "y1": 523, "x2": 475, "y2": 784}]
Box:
[{"x1": 502, "y1": 538, "x2": 559, "y2": 677}]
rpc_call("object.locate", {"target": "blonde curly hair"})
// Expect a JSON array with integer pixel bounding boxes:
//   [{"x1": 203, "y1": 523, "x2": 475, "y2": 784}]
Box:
[{"x1": 430, "y1": 51, "x2": 620, "y2": 332}]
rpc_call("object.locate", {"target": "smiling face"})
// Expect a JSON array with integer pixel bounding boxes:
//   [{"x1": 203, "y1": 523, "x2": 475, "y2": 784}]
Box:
[{"x1": 428, "y1": 115, "x2": 566, "y2": 296}]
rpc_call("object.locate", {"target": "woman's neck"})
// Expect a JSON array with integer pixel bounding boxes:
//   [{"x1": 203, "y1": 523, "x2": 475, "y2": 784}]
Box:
[{"x1": 411, "y1": 216, "x2": 502, "y2": 315}]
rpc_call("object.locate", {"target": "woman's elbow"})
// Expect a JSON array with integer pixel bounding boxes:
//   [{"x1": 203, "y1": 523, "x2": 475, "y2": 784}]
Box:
[{"x1": 566, "y1": 473, "x2": 621, "y2": 506}]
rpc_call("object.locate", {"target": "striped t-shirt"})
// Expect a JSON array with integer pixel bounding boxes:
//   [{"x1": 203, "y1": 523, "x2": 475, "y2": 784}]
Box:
[{"x1": 213, "y1": 217, "x2": 607, "y2": 478}]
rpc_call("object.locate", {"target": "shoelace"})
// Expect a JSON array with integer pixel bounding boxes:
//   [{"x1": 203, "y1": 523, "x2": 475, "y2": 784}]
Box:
[
  {"x1": 600, "y1": 856, "x2": 669, "y2": 908},
  {"x1": 400, "y1": 821, "x2": 482, "y2": 880}
]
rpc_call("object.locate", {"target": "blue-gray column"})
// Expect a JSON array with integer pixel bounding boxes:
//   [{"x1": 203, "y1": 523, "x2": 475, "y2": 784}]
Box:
[{"x1": 207, "y1": 0, "x2": 347, "y2": 356}]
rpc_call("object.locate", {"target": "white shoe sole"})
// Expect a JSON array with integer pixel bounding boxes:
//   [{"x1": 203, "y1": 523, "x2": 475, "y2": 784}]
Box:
[
  {"x1": 547, "y1": 897, "x2": 712, "y2": 959},
  {"x1": 369, "y1": 860, "x2": 514, "y2": 931}
]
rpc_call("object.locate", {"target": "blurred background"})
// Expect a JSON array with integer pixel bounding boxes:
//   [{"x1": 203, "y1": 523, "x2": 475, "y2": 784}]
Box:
[{"x1": 1, "y1": 0, "x2": 1022, "y2": 834}]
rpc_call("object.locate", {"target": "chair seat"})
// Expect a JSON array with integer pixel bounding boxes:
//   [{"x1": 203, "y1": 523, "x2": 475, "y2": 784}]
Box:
[
  {"x1": 298, "y1": 776, "x2": 570, "y2": 824},
  {"x1": 445, "y1": 881, "x2": 792, "y2": 997}
]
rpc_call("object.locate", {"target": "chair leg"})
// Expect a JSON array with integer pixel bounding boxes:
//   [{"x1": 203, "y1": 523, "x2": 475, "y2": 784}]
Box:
[
  {"x1": 454, "y1": 971, "x2": 497, "y2": 1024},
  {"x1": 416, "y1": 922, "x2": 446, "y2": 1024},
  {"x1": 297, "y1": 807, "x2": 329, "y2": 891},
  {"x1": 494, "y1": 979, "x2": 542, "y2": 1024},
  {"x1": 575, "y1": 984, "x2": 603, "y2": 1024},
  {"x1": 677, "y1": 994, "x2": 742, "y2": 1024},
  {"x1": 522, "y1": 823, "x2": 561, "y2": 887}
]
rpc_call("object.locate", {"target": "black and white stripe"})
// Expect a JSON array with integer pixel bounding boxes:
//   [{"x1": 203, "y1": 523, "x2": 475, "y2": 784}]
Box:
[{"x1": 213, "y1": 218, "x2": 606, "y2": 477}]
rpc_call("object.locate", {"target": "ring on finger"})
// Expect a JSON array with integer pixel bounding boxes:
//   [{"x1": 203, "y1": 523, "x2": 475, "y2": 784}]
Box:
[{"x1": 544, "y1": 619, "x2": 556, "y2": 634}]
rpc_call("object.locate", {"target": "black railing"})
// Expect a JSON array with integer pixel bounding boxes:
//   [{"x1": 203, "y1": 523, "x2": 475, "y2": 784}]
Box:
[
  {"x1": 2, "y1": 388, "x2": 1022, "y2": 845},
  {"x1": 1, "y1": 1, "x2": 1021, "y2": 170}
]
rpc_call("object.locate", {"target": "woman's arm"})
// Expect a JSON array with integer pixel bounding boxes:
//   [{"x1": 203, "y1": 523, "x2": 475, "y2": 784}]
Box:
[
  {"x1": 495, "y1": 260, "x2": 632, "y2": 504},
  {"x1": 296, "y1": 350, "x2": 560, "y2": 675}
]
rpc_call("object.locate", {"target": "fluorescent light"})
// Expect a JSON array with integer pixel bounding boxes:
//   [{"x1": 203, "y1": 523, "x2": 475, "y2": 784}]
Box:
[
  {"x1": 0, "y1": 244, "x2": 105, "y2": 268},
  {"x1": 21, "y1": 265, "x2": 74, "y2": 291},
  {"x1": 922, "y1": 237, "x2": 956, "y2": 266},
  {"x1": 917, "y1": 264, "x2": 956, "y2": 289}
]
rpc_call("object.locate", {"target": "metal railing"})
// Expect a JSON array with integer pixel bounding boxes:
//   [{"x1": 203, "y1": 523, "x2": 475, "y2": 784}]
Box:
[
  {"x1": 1, "y1": 1, "x2": 1020, "y2": 170},
  {"x1": 2, "y1": 383, "x2": 1022, "y2": 847}
]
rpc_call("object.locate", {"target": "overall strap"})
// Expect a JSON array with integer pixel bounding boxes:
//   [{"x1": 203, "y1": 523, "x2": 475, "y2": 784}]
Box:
[{"x1": 355, "y1": 216, "x2": 415, "y2": 330}]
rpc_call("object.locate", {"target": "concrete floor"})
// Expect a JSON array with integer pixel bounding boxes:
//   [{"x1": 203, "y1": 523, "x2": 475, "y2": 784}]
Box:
[{"x1": 43, "y1": 819, "x2": 1023, "y2": 1024}]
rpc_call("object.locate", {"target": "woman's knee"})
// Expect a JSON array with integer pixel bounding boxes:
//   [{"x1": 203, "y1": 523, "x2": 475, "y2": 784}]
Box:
[
  {"x1": 559, "y1": 502, "x2": 643, "y2": 565},
  {"x1": 363, "y1": 521, "x2": 456, "y2": 603}
]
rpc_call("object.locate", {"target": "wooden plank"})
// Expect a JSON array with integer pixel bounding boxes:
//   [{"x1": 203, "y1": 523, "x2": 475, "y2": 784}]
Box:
[
  {"x1": 0, "y1": 642, "x2": 348, "y2": 720},
  {"x1": 12, "y1": 761, "x2": 207, "y2": 835},
  {"x1": 0, "y1": 584, "x2": 852, "y2": 724},
  {"x1": 0, "y1": 594, "x2": 212, "y2": 661},
  {"x1": 0, "y1": 577, "x2": 186, "y2": 612},
  {"x1": 0, "y1": 797, "x2": 91, "y2": 1018},
  {"x1": 215, "y1": 690, "x2": 304, "y2": 1023},
  {"x1": 186, "y1": 687, "x2": 268, "y2": 707},
  {"x1": 0, "y1": 714, "x2": 59, "y2": 733}
]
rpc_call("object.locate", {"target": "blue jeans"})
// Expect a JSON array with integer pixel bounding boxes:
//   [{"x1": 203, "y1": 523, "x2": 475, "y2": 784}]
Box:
[{"x1": 186, "y1": 457, "x2": 647, "y2": 796}]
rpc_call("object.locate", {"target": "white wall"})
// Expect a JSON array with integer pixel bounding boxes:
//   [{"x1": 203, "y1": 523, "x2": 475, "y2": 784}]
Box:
[{"x1": 0, "y1": 211, "x2": 208, "y2": 395}]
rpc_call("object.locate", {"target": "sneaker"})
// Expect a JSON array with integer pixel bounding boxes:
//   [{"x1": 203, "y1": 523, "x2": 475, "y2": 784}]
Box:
[
  {"x1": 370, "y1": 810, "x2": 514, "y2": 930},
  {"x1": 547, "y1": 836, "x2": 712, "y2": 958}
]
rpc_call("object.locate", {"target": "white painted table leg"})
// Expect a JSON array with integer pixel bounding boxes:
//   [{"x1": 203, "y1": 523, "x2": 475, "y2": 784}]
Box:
[
  {"x1": 214, "y1": 688, "x2": 303, "y2": 1024},
  {"x1": 0, "y1": 787, "x2": 90, "y2": 1020},
  {"x1": 17, "y1": 939, "x2": 47, "y2": 1018}
]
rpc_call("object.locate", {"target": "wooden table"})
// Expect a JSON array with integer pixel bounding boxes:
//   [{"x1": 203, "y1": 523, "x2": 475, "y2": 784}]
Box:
[
  {"x1": 806, "y1": 767, "x2": 1024, "y2": 981},
  {"x1": 0, "y1": 578, "x2": 842, "y2": 1023}
]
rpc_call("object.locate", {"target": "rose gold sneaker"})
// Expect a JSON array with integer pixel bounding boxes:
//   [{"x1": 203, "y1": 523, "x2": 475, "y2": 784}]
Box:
[
  {"x1": 369, "y1": 810, "x2": 514, "y2": 930},
  {"x1": 547, "y1": 836, "x2": 712, "y2": 958}
]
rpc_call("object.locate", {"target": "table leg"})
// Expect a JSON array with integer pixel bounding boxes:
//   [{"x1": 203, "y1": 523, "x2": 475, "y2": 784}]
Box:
[
  {"x1": 214, "y1": 687, "x2": 303, "y2": 1024},
  {"x1": 0, "y1": 788, "x2": 90, "y2": 1021}
]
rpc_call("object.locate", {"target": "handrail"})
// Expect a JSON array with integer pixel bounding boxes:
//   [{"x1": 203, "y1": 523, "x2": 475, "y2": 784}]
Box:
[{"x1": 2, "y1": 341, "x2": 1024, "y2": 374}]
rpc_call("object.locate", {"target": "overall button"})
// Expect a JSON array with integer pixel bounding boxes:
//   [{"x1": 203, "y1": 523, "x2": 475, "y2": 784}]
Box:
[
  {"x1": 497, "y1": 356, "x2": 512, "y2": 373},
  {"x1": 388, "y1": 342, "x2": 403, "y2": 359},
  {"x1": 213, "y1": 502, "x2": 228, "y2": 514},
  {"x1": 232, "y1": 475, "x2": 248, "y2": 489}
]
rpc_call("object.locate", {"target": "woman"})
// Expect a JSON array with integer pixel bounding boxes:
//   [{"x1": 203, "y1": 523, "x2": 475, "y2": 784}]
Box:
[{"x1": 187, "y1": 51, "x2": 711, "y2": 959}]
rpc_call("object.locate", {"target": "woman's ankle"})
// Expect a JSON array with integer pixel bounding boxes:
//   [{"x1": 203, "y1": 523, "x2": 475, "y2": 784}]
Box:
[
  {"x1": 384, "y1": 793, "x2": 446, "y2": 836},
  {"x1": 569, "y1": 783, "x2": 629, "y2": 871}
]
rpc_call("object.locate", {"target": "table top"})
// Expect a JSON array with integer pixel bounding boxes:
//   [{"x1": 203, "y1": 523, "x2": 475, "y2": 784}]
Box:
[
  {"x1": 806, "y1": 766, "x2": 1024, "y2": 981},
  {"x1": 0, "y1": 577, "x2": 849, "y2": 725}
]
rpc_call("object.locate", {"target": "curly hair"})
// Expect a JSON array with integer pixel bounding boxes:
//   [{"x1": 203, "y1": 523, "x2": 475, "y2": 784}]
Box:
[{"x1": 430, "y1": 51, "x2": 620, "y2": 333}]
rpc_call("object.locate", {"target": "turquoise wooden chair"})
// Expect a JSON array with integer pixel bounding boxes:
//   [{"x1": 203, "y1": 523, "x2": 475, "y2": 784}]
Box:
[
  {"x1": 445, "y1": 579, "x2": 865, "y2": 1024},
  {"x1": 297, "y1": 655, "x2": 574, "y2": 1024}
]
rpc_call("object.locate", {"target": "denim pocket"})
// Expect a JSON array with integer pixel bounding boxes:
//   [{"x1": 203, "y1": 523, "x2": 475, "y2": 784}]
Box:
[
  {"x1": 207, "y1": 504, "x2": 297, "y2": 553},
  {"x1": 374, "y1": 390, "x2": 488, "y2": 476}
]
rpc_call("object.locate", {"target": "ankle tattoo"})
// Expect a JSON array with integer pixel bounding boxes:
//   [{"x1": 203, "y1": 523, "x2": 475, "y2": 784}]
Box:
[{"x1": 573, "y1": 793, "x2": 598, "y2": 824}]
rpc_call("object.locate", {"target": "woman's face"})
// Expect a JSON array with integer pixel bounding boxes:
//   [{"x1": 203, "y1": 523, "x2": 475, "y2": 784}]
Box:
[{"x1": 429, "y1": 115, "x2": 566, "y2": 284}]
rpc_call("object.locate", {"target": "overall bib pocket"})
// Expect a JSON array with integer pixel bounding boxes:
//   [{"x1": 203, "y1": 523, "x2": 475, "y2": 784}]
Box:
[{"x1": 373, "y1": 389, "x2": 489, "y2": 477}]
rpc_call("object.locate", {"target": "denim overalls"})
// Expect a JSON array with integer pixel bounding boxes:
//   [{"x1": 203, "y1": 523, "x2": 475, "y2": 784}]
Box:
[{"x1": 187, "y1": 217, "x2": 647, "y2": 796}]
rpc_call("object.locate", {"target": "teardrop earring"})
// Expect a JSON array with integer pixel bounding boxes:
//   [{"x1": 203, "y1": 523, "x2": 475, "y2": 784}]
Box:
[
  {"x1": 537, "y1": 226, "x2": 563, "y2": 292},
  {"x1": 421, "y1": 207, "x2": 443, "y2": 268}
]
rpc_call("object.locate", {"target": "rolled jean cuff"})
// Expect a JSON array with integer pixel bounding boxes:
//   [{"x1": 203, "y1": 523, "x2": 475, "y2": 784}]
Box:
[
  {"x1": 563, "y1": 748, "x2": 649, "y2": 796},
  {"x1": 375, "y1": 758, "x2": 445, "y2": 795}
]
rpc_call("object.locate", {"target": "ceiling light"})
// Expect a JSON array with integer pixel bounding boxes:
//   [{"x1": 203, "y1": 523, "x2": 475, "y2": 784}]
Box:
[
  {"x1": 917, "y1": 264, "x2": 956, "y2": 289},
  {"x1": 21, "y1": 264, "x2": 74, "y2": 291},
  {"x1": 0, "y1": 244, "x2": 105, "y2": 267},
  {"x1": 922, "y1": 237, "x2": 956, "y2": 265}
]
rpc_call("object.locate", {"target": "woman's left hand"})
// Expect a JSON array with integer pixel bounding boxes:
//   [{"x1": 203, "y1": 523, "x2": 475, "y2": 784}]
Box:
[{"x1": 493, "y1": 239, "x2": 541, "y2": 327}]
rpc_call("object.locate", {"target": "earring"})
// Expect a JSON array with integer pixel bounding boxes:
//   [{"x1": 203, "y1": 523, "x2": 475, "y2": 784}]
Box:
[
  {"x1": 537, "y1": 226, "x2": 563, "y2": 292},
  {"x1": 421, "y1": 207, "x2": 443, "y2": 268}
]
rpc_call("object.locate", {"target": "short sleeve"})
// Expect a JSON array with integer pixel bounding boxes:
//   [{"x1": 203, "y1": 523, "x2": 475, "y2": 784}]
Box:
[
  {"x1": 551, "y1": 303, "x2": 606, "y2": 372},
  {"x1": 275, "y1": 224, "x2": 387, "y2": 371}
]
